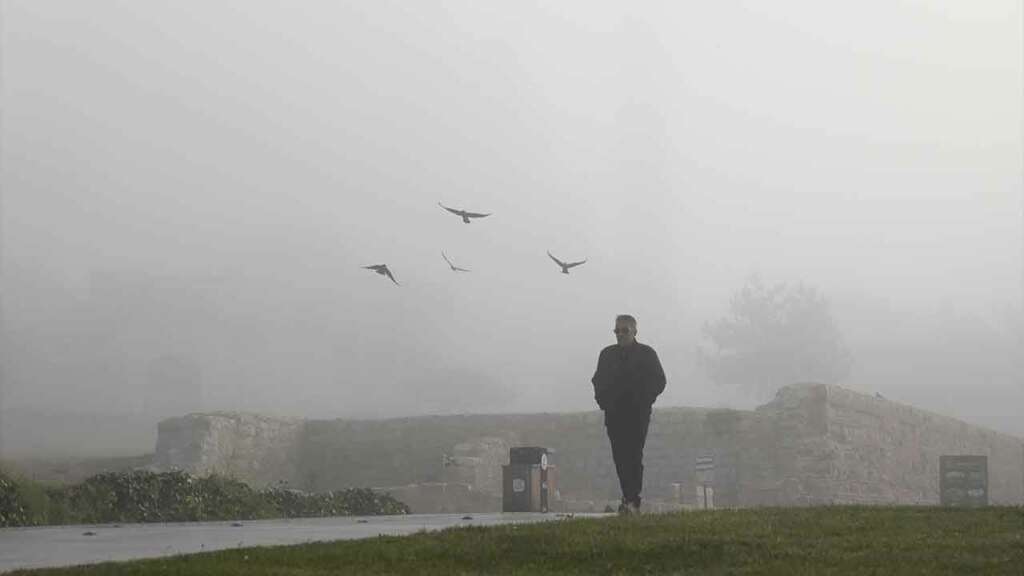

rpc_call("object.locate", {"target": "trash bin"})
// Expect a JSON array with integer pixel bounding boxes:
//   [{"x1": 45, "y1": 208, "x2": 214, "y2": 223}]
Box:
[{"x1": 503, "y1": 447, "x2": 555, "y2": 512}]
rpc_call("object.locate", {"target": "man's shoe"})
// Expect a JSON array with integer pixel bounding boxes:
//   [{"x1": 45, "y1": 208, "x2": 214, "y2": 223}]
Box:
[
  {"x1": 629, "y1": 501, "x2": 642, "y2": 515},
  {"x1": 616, "y1": 500, "x2": 631, "y2": 516}
]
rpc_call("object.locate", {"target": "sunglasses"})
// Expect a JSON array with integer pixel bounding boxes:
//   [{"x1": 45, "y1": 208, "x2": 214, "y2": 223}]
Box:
[{"x1": 613, "y1": 328, "x2": 632, "y2": 335}]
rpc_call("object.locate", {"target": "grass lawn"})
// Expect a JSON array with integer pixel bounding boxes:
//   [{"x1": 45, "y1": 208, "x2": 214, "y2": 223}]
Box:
[{"x1": 12, "y1": 506, "x2": 1024, "y2": 575}]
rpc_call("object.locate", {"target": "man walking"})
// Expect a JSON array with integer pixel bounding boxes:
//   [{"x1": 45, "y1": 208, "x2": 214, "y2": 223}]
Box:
[{"x1": 591, "y1": 314, "x2": 666, "y2": 514}]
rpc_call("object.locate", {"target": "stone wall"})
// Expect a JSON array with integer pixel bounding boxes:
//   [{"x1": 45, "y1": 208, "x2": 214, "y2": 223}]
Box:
[
  {"x1": 701, "y1": 408, "x2": 782, "y2": 507},
  {"x1": 282, "y1": 408, "x2": 719, "y2": 511},
  {"x1": 442, "y1": 437, "x2": 509, "y2": 496},
  {"x1": 768, "y1": 384, "x2": 1024, "y2": 505},
  {"x1": 151, "y1": 385, "x2": 1024, "y2": 510},
  {"x1": 153, "y1": 412, "x2": 304, "y2": 487}
]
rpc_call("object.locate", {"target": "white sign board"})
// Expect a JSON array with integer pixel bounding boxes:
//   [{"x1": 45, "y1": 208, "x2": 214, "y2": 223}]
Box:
[{"x1": 696, "y1": 456, "x2": 715, "y2": 484}]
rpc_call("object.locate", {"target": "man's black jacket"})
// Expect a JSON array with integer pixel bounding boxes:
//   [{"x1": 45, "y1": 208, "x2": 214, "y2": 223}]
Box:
[{"x1": 591, "y1": 342, "x2": 666, "y2": 420}]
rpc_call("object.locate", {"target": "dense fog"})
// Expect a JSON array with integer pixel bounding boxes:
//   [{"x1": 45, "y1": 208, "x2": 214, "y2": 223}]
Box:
[{"x1": 1, "y1": 1, "x2": 1021, "y2": 457}]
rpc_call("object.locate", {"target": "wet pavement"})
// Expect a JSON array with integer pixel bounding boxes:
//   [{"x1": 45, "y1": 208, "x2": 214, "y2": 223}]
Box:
[{"x1": 0, "y1": 512, "x2": 597, "y2": 573}]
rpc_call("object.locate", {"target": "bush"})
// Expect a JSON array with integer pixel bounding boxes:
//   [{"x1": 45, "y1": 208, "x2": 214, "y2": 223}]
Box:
[
  {"x1": 261, "y1": 486, "x2": 410, "y2": 518},
  {"x1": 0, "y1": 467, "x2": 67, "y2": 526},
  {"x1": 0, "y1": 469, "x2": 409, "y2": 527},
  {"x1": 0, "y1": 471, "x2": 29, "y2": 526}
]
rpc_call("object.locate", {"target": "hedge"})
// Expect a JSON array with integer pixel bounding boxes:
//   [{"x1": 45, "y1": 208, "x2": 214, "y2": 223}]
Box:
[{"x1": 0, "y1": 468, "x2": 409, "y2": 527}]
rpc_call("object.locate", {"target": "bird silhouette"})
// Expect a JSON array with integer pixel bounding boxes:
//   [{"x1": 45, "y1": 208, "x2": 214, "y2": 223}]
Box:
[
  {"x1": 363, "y1": 264, "x2": 399, "y2": 285},
  {"x1": 547, "y1": 251, "x2": 586, "y2": 274},
  {"x1": 441, "y1": 251, "x2": 471, "y2": 272},
  {"x1": 438, "y1": 202, "x2": 491, "y2": 224}
]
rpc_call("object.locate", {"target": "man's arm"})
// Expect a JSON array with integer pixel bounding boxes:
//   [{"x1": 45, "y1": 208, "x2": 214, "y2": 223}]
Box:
[
  {"x1": 591, "y1": 348, "x2": 612, "y2": 410},
  {"x1": 644, "y1": 347, "x2": 666, "y2": 404}
]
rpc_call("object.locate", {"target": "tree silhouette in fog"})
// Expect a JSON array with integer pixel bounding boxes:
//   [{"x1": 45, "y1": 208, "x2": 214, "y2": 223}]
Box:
[{"x1": 698, "y1": 276, "x2": 851, "y2": 398}]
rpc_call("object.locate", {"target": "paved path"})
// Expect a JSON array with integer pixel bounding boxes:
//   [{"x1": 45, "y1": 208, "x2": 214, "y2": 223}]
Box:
[{"x1": 0, "y1": 513, "x2": 598, "y2": 573}]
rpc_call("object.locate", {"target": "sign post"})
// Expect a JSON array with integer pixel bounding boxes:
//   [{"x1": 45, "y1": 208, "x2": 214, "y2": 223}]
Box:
[
  {"x1": 695, "y1": 455, "x2": 715, "y2": 509},
  {"x1": 940, "y1": 455, "x2": 988, "y2": 507}
]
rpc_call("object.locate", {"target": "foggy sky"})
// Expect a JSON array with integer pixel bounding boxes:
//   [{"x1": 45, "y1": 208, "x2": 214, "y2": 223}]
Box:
[{"x1": 2, "y1": 1, "x2": 1022, "y2": 455}]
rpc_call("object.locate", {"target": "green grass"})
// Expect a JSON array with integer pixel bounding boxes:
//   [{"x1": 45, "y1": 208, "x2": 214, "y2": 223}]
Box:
[{"x1": 13, "y1": 507, "x2": 1024, "y2": 575}]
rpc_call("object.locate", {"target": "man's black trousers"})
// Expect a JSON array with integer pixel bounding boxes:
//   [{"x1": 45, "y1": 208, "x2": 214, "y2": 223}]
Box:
[{"x1": 605, "y1": 409, "x2": 651, "y2": 506}]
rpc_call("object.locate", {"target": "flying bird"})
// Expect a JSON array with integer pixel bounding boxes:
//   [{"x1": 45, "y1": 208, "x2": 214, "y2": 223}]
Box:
[
  {"x1": 363, "y1": 264, "x2": 399, "y2": 285},
  {"x1": 438, "y1": 202, "x2": 492, "y2": 224},
  {"x1": 442, "y1": 251, "x2": 471, "y2": 272},
  {"x1": 547, "y1": 251, "x2": 587, "y2": 274}
]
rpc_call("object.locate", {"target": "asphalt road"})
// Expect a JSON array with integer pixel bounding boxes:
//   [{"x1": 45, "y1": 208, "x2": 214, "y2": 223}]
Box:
[{"x1": 0, "y1": 512, "x2": 596, "y2": 573}]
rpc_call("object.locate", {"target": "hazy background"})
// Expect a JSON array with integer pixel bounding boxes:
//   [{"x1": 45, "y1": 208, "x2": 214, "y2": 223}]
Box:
[{"x1": 1, "y1": 0, "x2": 1021, "y2": 457}]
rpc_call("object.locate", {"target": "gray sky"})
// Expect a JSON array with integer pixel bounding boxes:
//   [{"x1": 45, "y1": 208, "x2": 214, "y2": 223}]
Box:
[{"x1": 2, "y1": 1, "x2": 1022, "y2": 451}]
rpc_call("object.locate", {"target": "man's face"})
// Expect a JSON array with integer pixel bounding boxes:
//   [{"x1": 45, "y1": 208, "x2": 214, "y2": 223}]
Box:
[{"x1": 614, "y1": 321, "x2": 636, "y2": 346}]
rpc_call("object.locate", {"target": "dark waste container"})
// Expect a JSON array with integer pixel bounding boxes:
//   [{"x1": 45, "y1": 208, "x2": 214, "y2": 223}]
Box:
[{"x1": 503, "y1": 447, "x2": 555, "y2": 512}]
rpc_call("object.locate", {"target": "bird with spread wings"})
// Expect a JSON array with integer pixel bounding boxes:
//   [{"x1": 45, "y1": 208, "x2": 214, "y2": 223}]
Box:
[
  {"x1": 362, "y1": 264, "x2": 400, "y2": 285},
  {"x1": 442, "y1": 251, "x2": 471, "y2": 272},
  {"x1": 547, "y1": 251, "x2": 587, "y2": 274},
  {"x1": 438, "y1": 202, "x2": 492, "y2": 224}
]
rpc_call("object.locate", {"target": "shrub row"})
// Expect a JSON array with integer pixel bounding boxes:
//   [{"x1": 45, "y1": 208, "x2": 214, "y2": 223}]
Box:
[
  {"x1": 0, "y1": 473, "x2": 30, "y2": 526},
  {"x1": 0, "y1": 469, "x2": 409, "y2": 527}
]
